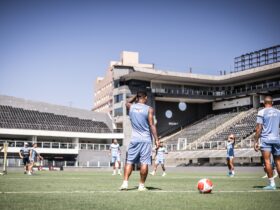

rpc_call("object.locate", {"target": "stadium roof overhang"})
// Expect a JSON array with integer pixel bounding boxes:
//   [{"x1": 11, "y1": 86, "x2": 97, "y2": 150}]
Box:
[
  {"x1": 119, "y1": 62, "x2": 280, "y2": 86},
  {"x1": 0, "y1": 128, "x2": 124, "y2": 139}
]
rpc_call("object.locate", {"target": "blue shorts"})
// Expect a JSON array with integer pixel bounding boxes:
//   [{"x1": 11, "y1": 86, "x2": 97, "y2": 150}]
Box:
[
  {"x1": 155, "y1": 159, "x2": 165, "y2": 164},
  {"x1": 111, "y1": 155, "x2": 120, "y2": 163},
  {"x1": 126, "y1": 141, "x2": 152, "y2": 165},
  {"x1": 261, "y1": 141, "x2": 280, "y2": 156},
  {"x1": 227, "y1": 151, "x2": 234, "y2": 160},
  {"x1": 23, "y1": 157, "x2": 30, "y2": 166}
]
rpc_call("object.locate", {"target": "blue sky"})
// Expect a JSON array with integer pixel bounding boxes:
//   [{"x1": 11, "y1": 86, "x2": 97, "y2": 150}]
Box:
[{"x1": 0, "y1": 0, "x2": 279, "y2": 109}]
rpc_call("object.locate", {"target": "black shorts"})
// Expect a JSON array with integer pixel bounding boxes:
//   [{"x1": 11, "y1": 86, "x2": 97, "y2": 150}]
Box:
[{"x1": 23, "y1": 157, "x2": 30, "y2": 166}]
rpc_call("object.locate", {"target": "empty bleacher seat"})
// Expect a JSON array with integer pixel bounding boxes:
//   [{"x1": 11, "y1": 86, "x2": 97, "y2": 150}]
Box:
[{"x1": 0, "y1": 105, "x2": 110, "y2": 133}]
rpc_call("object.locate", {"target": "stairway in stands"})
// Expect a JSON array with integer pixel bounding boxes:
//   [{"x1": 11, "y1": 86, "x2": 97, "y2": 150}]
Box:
[{"x1": 162, "y1": 112, "x2": 240, "y2": 145}]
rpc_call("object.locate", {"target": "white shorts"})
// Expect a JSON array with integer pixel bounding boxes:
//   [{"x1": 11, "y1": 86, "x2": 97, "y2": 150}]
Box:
[
  {"x1": 111, "y1": 156, "x2": 120, "y2": 163},
  {"x1": 155, "y1": 159, "x2": 165, "y2": 164}
]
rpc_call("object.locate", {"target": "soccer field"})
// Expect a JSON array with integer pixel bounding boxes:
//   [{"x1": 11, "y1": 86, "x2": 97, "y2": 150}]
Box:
[{"x1": 0, "y1": 168, "x2": 279, "y2": 210}]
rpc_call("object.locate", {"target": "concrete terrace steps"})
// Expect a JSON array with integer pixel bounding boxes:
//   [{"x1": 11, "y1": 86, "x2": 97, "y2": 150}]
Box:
[{"x1": 191, "y1": 109, "x2": 256, "y2": 146}]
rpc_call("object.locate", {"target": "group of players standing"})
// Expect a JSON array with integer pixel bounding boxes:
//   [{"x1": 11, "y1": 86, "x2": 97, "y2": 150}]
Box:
[
  {"x1": 19, "y1": 143, "x2": 43, "y2": 175},
  {"x1": 7, "y1": 92, "x2": 279, "y2": 191},
  {"x1": 113, "y1": 93, "x2": 280, "y2": 191}
]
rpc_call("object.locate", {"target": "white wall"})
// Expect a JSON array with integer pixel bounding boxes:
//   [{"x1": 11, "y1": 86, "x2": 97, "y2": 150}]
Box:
[{"x1": 213, "y1": 97, "x2": 252, "y2": 110}]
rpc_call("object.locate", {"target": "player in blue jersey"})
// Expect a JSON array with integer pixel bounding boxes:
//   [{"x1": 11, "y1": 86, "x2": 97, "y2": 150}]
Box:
[
  {"x1": 254, "y1": 96, "x2": 280, "y2": 190},
  {"x1": 120, "y1": 91, "x2": 160, "y2": 191},
  {"x1": 110, "y1": 139, "x2": 121, "y2": 175},
  {"x1": 150, "y1": 141, "x2": 168, "y2": 176},
  {"x1": 226, "y1": 134, "x2": 235, "y2": 177},
  {"x1": 28, "y1": 143, "x2": 43, "y2": 175},
  {"x1": 19, "y1": 142, "x2": 30, "y2": 174}
]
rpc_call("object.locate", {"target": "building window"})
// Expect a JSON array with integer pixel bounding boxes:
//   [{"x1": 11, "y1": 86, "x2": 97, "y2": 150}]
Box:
[
  {"x1": 114, "y1": 108, "x2": 123, "y2": 117},
  {"x1": 114, "y1": 94, "x2": 123, "y2": 103}
]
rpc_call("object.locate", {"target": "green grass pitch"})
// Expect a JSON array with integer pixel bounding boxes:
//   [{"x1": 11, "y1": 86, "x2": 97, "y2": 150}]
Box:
[{"x1": 0, "y1": 169, "x2": 279, "y2": 210}]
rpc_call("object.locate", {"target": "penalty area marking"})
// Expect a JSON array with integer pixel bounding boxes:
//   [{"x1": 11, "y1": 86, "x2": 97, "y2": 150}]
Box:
[{"x1": 1, "y1": 190, "x2": 280, "y2": 194}]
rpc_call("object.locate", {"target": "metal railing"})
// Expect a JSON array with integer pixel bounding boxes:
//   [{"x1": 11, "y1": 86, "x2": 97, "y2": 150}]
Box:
[
  {"x1": 166, "y1": 139, "x2": 255, "y2": 151},
  {"x1": 0, "y1": 159, "x2": 123, "y2": 168},
  {"x1": 0, "y1": 140, "x2": 111, "y2": 151},
  {"x1": 152, "y1": 80, "x2": 280, "y2": 98}
]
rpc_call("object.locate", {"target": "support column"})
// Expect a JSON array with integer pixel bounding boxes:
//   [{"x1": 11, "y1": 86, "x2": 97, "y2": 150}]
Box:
[
  {"x1": 72, "y1": 137, "x2": 79, "y2": 149},
  {"x1": 32, "y1": 136, "x2": 37, "y2": 144},
  {"x1": 252, "y1": 95, "x2": 260, "y2": 109}
]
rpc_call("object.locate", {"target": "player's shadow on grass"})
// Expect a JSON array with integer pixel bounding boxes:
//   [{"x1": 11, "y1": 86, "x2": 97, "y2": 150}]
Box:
[
  {"x1": 253, "y1": 186, "x2": 265, "y2": 189},
  {"x1": 253, "y1": 186, "x2": 280, "y2": 189},
  {"x1": 146, "y1": 186, "x2": 162, "y2": 191},
  {"x1": 128, "y1": 186, "x2": 162, "y2": 191},
  {"x1": 126, "y1": 187, "x2": 139, "y2": 191}
]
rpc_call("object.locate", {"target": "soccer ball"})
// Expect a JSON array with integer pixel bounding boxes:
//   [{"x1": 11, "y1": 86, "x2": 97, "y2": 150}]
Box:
[{"x1": 197, "y1": 178, "x2": 213, "y2": 193}]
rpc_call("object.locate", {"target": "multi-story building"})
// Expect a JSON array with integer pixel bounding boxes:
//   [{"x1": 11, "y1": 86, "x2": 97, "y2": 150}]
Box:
[
  {"x1": 92, "y1": 51, "x2": 154, "y2": 116},
  {"x1": 110, "y1": 45, "x2": 280, "y2": 147}
]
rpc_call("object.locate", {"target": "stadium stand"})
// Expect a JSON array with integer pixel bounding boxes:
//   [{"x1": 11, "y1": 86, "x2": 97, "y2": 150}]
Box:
[
  {"x1": 207, "y1": 109, "x2": 258, "y2": 142},
  {"x1": 0, "y1": 105, "x2": 111, "y2": 133},
  {"x1": 164, "y1": 105, "x2": 280, "y2": 152},
  {"x1": 162, "y1": 112, "x2": 239, "y2": 145}
]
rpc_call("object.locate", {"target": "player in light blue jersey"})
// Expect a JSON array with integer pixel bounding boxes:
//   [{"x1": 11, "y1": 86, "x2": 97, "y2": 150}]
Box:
[
  {"x1": 120, "y1": 91, "x2": 160, "y2": 191},
  {"x1": 28, "y1": 143, "x2": 43, "y2": 175},
  {"x1": 254, "y1": 96, "x2": 280, "y2": 190},
  {"x1": 226, "y1": 134, "x2": 235, "y2": 177},
  {"x1": 110, "y1": 139, "x2": 121, "y2": 175},
  {"x1": 150, "y1": 141, "x2": 168, "y2": 176}
]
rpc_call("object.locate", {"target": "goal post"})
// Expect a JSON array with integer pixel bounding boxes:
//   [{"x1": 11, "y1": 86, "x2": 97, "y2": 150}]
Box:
[{"x1": 1, "y1": 141, "x2": 8, "y2": 175}]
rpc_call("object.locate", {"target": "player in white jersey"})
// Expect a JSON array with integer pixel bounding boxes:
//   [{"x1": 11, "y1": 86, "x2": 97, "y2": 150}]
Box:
[
  {"x1": 254, "y1": 96, "x2": 280, "y2": 190},
  {"x1": 120, "y1": 91, "x2": 160, "y2": 191},
  {"x1": 150, "y1": 141, "x2": 168, "y2": 176},
  {"x1": 110, "y1": 139, "x2": 121, "y2": 175}
]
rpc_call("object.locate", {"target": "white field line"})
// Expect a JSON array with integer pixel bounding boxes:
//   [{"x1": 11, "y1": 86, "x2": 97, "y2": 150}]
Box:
[
  {"x1": 2, "y1": 176, "x2": 263, "y2": 180},
  {"x1": 1, "y1": 190, "x2": 280, "y2": 194},
  {"x1": 2, "y1": 177, "x2": 84, "y2": 180}
]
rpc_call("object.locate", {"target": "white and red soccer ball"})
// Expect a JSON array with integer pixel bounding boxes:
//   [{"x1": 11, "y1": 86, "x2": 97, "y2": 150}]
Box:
[{"x1": 197, "y1": 178, "x2": 213, "y2": 193}]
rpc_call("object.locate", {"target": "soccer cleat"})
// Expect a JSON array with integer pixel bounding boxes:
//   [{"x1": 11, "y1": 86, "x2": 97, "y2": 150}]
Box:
[
  {"x1": 263, "y1": 185, "x2": 276, "y2": 190},
  {"x1": 262, "y1": 174, "x2": 268, "y2": 179},
  {"x1": 162, "y1": 172, "x2": 166, "y2": 177},
  {"x1": 150, "y1": 171, "x2": 155, "y2": 176},
  {"x1": 112, "y1": 172, "x2": 116, "y2": 176},
  {"x1": 24, "y1": 171, "x2": 27, "y2": 174},
  {"x1": 118, "y1": 172, "x2": 122, "y2": 176},
  {"x1": 138, "y1": 186, "x2": 148, "y2": 192},
  {"x1": 119, "y1": 183, "x2": 128, "y2": 191}
]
